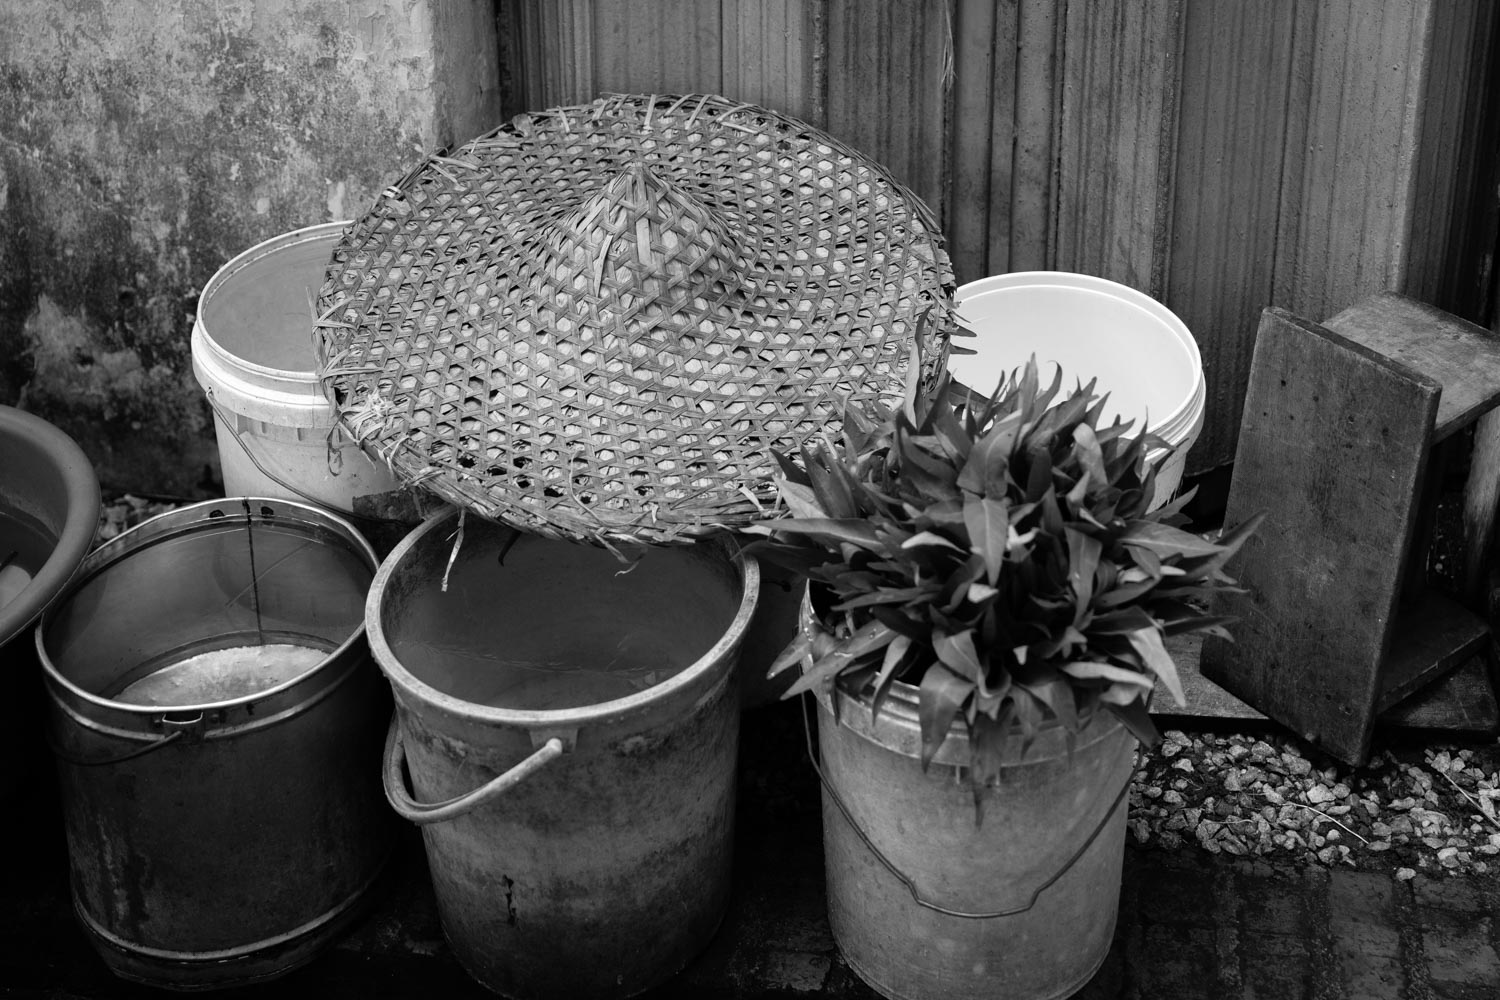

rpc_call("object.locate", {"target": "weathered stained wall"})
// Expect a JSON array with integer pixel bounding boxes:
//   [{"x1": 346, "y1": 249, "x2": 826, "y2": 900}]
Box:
[{"x1": 0, "y1": 0, "x2": 501, "y2": 495}]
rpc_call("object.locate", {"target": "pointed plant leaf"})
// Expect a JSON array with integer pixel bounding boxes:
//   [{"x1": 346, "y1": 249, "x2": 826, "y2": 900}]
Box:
[
  {"x1": 1121, "y1": 521, "x2": 1225, "y2": 559},
  {"x1": 869, "y1": 604, "x2": 927, "y2": 640},
  {"x1": 767, "y1": 631, "x2": 815, "y2": 679},
  {"x1": 963, "y1": 496, "x2": 1009, "y2": 584},
  {"x1": 781, "y1": 620, "x2": 895, "y2": 698},
  {"x1": 929, "y1": 395, "x2": 976, "y2": 463},
  {"x1": 836, "y1": 619, "x2": 899, "y2": 660},
  {"x1": 869, "y1": 633, "x2": 913, "y2": 722},
  {"x1": 1148, "y1": 484, "x2": 1199, "y2": 521},
  {"x1": 776, "y1": 478, "x2": 829, "y2": 520},
  {"x1": 1023, "y1": 442, "x2": 1053, "y2": 501},
  {"x1": 1065, "y1": 527, "x2": 1102, "y2": 608},
  {"x1": 1021, "y1": 675, "x2": 1079, "y2": 731},
  {"x1": 933, "y1": 630, "x2": 985, "y2": 683},
  {"x1": 780, "y1": 652, "x2": 851, "y2": 698},
  {"x1": 834, "y1": 586, "x2": 938, "y2": 611},
  {"x1": 1011, "y1": 686, "x2": 1046, "y2": 759},
  {"x1": 1072, "y1": 423, "x2": 1109, "y2": 488},
  {"x1": 840, "y1": 401, "x2": 882, "y2": 455},
  {"x1": 1087, "y1": 606, "x2": 1158, "y2": 635},
  {"x1": 1099, "y1": 681, "x2": 1146, "y2": 705},
  {"x1": 1065, "y1": 469, "x2": 1091, "y2": 511},
  {"x1": 956, "y1": 414, "x2": 1020, "y2": 495},
  {"x1": 902, "y1": 530, "x2": 967, "y2": 552},
  {"x1": 1060, "y1": 660, "x2": 1154, "y2": 688},
  {"x1": 1127, "y1": 627, "x2": 1185, "y2": 707},
  {"x1": 759, "y1": 517, "x2": 886, "y2": 550},
  {"x1": 895, "y1": 424, "x2": 960, "y2": 494},
  {"x1": 806, "y1": 448, "x2": 860, "y2": 518},
  {"x1": 967, "y1": 581, "x2": 999, "y2": 603},
  {"x1": 918, "y1": 664, "x2": 974, "y2": 769},
  {"x1": 1104, "y1": 694, "x2": 1161, "y2": 749},
  {"x1": 772, "y1": 449, "x2": 812, "y2": 486}
]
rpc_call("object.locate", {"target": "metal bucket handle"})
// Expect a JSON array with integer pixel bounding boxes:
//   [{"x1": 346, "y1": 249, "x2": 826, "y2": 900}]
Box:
[
  {"x1": 801, "y1": 694, "x2": 1132, "y2": 920},
  {"x1": 382, "y1": 715, "x2": 565, "y2": 825},
  {"x1": 47, "y1": 711, "x2": 209, "y2": 767}
]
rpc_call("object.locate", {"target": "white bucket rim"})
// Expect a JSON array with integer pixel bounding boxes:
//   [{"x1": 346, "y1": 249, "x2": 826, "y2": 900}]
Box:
[
  {"x1": 195, "y1": 221, "x2": 351, "y2": 383},
  {"x1": 957, "y1": 271, "x2": 1203, "y2": 367},
  {"x1": 952, "y1": 271, "x2": 1202, "y2": 441},
  {"x1": 367, "y1": 509, "x2": 762, "y2": 730},
  {"x1": 191, "y1": 324, "x2": 339, "y2": 422}
]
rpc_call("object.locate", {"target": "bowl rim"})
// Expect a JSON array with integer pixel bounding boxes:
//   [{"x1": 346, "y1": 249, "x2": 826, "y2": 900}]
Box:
[{"x1": 0, "y1": 405, "x2": 100, "y2": 647}]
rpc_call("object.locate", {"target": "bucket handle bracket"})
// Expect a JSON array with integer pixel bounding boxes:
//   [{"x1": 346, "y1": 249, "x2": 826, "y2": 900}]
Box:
[
  {"x1": 157, "y1": 711, "x2": 209, "y2": 743},
  {"x1": 530, "y1": 726, "x2": 578, "y2": 752},
  {"x1": 382, "y1": 715, "x2": 565, "y2": 826}
]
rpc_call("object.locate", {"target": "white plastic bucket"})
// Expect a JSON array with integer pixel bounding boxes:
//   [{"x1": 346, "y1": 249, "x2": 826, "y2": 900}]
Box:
[
  {"x1": 948, "y1": 271, "x2": 1205, "y2": 508},
  {"x1": 191, "y1": 223, "x2": 403, "y2": 515}
]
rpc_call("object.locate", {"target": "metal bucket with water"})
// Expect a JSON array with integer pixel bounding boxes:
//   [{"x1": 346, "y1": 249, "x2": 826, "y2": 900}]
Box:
[{"x1": 36, "y1": 498, "x2": 394, "y2": 989}]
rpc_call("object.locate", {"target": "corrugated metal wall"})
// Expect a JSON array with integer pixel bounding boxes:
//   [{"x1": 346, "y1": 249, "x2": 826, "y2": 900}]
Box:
[{"x1": 499, "y1": 0, "x2": 1498, "y2": 473}]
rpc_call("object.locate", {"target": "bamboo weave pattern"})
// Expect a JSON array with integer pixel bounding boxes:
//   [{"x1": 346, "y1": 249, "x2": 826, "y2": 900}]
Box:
[{"x1": 317, "y1": 93, "x2": 954, "y2": 544}]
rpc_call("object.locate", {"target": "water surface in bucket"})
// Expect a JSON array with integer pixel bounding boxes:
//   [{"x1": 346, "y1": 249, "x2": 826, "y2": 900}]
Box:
[
  {"x1": 0, "y1": 503, "x2": 53, "y2": 613},
  {"x1": 112, "y1": 643, "x2": 328, "y2": 706},
  {"x1": 202, "y1": 234, "x2": 332, "y2": 371},
  {"x1": 390, "y1": 537, "x2": 738, "y2": 711}
]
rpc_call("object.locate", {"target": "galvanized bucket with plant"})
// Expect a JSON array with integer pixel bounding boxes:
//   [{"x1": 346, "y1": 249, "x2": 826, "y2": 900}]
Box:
[{"x1": 743, "y1": 342, "x2": 1260, "y2": 1000}]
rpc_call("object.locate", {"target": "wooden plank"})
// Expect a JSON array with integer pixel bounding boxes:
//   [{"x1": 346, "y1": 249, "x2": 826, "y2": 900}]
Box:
[
  {"x1": 1401, "y1": 1, "x2": 1497, "y2": 312},
  {"x1": 957, "y1": 0, "x2": 1183, "y2": 286},
  {"x1": 1443, "y1": 5, "x2": 1500, "y2": 325},
  {"x1": 719, "y1": 0, "x2": 818, "y2": 124},
  {"x1": 1274, "y1": 0, "x2": 1429, "y2": 322},
  {"x1": 1166, "y1": 0, "x2": 1311, "y2": 473},
  {"x1": 1379, "y1": 655, "x2": 1500, "y2": 734},
  {"x1": 989, "y1": 0, "x2": 1060, "y2": 276},
  {"x1": 945, "y1": 0, "x2": 1001, "y2": 284},
  {"x1": 590, "y1": 0, "x2": 722, "y2": 97},
  {"x1": 523, "y1": 0, "x2": 596, "y2": 107},
  {"x1": 1321, "y1": 292, "x2": 1500, "y2": 442},
  {"x1": 1053, "y1": 0, "x2": 1183, "y2": 294},
  {"x1": 1200, "y1": 307, "x2": 1440, "y2": 764},
  {"x1": 822, "y1": 0, "x2": 951, "y2": 219},
  {"x1": 1154, "y1": 634, "x2": 1499, "y2": 736},
  {"x1": 1273, "y1": 0, "x2": 1488, "y2": 324},
  {"x1": 1375, "y1": 593, "x2": 1490, "y2": 713}
]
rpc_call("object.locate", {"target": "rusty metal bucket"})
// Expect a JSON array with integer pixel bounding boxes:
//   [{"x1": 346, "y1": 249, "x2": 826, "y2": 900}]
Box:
[
  {"x1": 36, "y1": 498, "x2": 394, "y2": 990},
  {"x1": 368, "y1": 511, "x2": 758, "y2": 999}
]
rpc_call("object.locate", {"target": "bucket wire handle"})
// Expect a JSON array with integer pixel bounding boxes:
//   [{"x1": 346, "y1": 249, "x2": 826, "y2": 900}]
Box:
[
  {"x1": 203, "y1": 389, "x2": 366, "y2": 519},
  {"x1": 47, "y1": 729, "x2": 185, "y2": 767},
  {"x1": 382, "y1": 715, "x2": 565, "y2": 826},
  {"x1": 799, "y1": 693, "x2": 1133, "y2": 920}
]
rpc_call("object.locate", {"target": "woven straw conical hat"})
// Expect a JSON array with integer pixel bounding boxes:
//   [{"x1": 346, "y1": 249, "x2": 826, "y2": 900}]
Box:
[{"x1": 316, "y1": 93, "x2": 954, "y2": 545}]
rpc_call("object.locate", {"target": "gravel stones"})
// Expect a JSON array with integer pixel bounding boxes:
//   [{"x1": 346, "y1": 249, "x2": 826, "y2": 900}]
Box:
[{"x1": 1130, "y1": 729, "x2": 1500, "y2": 876}]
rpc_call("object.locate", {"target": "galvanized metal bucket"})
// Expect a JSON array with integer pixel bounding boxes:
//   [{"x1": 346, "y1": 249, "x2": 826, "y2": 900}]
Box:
[
  {"x1": 37, "y1": 498, "x2": 395, "y2": 990},
  {"x1": 368, "y1": 510, "x2": 759, "y2": 999},
  {"x1": 801, "y1": 580, "x2": 1136, "y2": 1000}
]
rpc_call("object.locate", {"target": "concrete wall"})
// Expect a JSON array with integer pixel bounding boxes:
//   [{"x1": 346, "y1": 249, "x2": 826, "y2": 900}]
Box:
[{"x1": 0, "y1": 0, "x2": 501, "y2": 495}]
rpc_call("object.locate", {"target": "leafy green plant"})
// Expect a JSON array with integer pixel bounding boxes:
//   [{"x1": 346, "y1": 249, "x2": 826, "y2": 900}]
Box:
[{"x1": 744, "y1": 355, "x2": 1261, "y2": 789}]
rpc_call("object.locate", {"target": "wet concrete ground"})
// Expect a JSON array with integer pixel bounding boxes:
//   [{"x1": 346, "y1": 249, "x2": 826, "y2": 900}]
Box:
[{"x1": 3, "y1": 691, "x2": 1498, "y2": 999}]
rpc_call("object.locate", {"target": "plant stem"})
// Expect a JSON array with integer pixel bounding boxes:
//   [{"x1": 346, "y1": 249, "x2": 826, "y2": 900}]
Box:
[
  {"x1": 1273, "y1": 794, "x2": 1370, "y2": 845},
  {"x1": 1435, "y1": 764, "x2": 1500, "y2": 832}
]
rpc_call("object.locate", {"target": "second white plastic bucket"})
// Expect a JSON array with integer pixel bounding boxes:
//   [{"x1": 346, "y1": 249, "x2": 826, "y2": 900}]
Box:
[
  {"x1": 948, "y1": 272, "x2": 1204, "y2": 508},
  {"x1": 192, "y1": 223, "x2": 403, "y2": 515}
]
